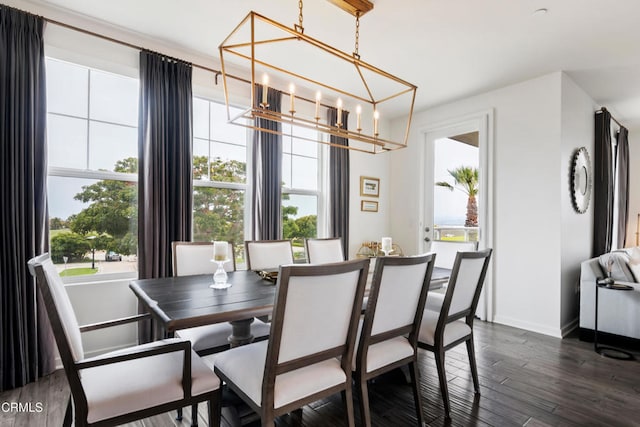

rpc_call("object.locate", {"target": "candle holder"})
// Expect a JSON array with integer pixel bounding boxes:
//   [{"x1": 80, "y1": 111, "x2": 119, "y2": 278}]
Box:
[{"x1": 210, "y1": 259, "x2": 232, "y2": 289}]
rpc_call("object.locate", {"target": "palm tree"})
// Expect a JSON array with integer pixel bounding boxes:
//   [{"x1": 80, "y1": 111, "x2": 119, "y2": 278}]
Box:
[{"x1": 436, "y1": 166, "x2": 479, "y2": 227}]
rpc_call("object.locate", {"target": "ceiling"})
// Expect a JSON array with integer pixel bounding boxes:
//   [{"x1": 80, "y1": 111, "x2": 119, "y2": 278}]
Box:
[{"x1": 17, "y1": 0, "x2": 640, "y2": 129}]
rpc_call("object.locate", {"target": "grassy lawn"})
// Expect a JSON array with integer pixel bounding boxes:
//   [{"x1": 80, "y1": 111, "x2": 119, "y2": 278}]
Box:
[
  {"x1": 50, "y1": 228, "x2": 70, "y2": 238},
  {"x1": 60, "y1": 267, "x2": 98, "y2": 277},
  {"x1": 440, "y1": 235, "x2": 467, "y2": 242}
]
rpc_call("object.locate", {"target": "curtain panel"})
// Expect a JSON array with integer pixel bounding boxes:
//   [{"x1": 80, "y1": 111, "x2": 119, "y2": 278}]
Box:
[
  {"x1": 593, "y1": 110, "x2": 614, "y2": 257},
  {"x1": 251, "y1": 85, "x2": 282, "y2": 240},
  {"x1": 616, "y1": 127, "x2": 629, "y2": 247},
  {"x1": 0, "y1": 5, "x2": 54, "y2": 391},
  {"x1": 327, "y1": 108, "x2": 350, "y2": 257},
  {"x1": 138, "y1": 51, "x2": 193, "y2": 279}
]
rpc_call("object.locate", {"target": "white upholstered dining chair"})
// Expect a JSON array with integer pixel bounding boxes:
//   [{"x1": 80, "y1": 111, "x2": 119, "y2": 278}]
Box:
[
  {"x1": 429, "y1": 240, "x2": 478, "y2": 269},
  {"x1": 213, "y1": 259, "x2": 370, "y2": 427},
  {"x1": 245, "y1": 239, "x2": 294, "y2": 271},
  {"x1": 172, "y1": 240, "x2": 235, "y2": 275},
  {"x1": 171, "y1": 241, "x2": 271, "y2": 356},
  {"x1": 28, "y1": 253, "x2": 221, "y2": 427},
  {"x1": 417, "y1": 248, "x2": 492, "y2": 419},
  {"x1": 354, "y1": 254, "x2": 435, "y2": 427},
  {"x1": 305, "y1": 237, "x2": 345, "y2": 264}
]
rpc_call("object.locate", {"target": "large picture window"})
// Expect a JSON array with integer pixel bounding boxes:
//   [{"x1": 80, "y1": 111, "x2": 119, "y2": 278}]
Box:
[
  {"x1": 192, "y1": 98, "x2": 248, "y2": 266},
  {"x1": 282, "y1": 125, "x2": 321, "y2": 261},
  {"x1": 46, "y1": 58, "x2": 139, "y2": 280}
]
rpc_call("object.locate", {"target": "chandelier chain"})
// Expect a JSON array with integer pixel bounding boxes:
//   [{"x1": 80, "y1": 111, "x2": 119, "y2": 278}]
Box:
[
  {"x1": 298, "y1": 0, "x2": 304, "y2": 30},
  {"x1": 354, "y1": 12, "x2": 360, "y2": 57}
]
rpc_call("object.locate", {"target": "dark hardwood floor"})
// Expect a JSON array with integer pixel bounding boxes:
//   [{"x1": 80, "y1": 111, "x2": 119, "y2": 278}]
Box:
[{"x1": 2, "y1": 321, "x2": 639, "y2": 427}]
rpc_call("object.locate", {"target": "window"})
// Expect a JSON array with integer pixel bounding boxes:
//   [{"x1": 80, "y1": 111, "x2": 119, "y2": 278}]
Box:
[
  {"x1": 433, "y1": 136, "x2": 479, "y2": 242},
  {"x1": 192, "y1": 98, "x2": 248, "y2": 267},
  {"x1": 282, "y1": 125, "x2": 321, "y2": 261},
  {"x1": 46, "y1": 58, "x2": 139, "y2": 280}
]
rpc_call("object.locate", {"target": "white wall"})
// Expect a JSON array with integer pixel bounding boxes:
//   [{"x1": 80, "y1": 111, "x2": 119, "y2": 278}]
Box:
[
  {"x1": 389, "y1": 72, "x2": 590, "y2": 337},
  {"x1": 348, "y1": 147, "x2": 391, "y2": 258},
  {"x1": 559, "y1": 74, "x2": 597, "y2": 333}
]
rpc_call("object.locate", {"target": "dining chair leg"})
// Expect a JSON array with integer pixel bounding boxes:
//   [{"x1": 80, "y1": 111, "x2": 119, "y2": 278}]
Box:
[
  {"x1": 261, "y1": 410, "x2": 275, "y2": 427},
  {"x1": 191, "y1": 403, "x2": 199, "y2": 426},
  {"x1": 63, "y1": 396, "x2": 72, "y2": 427},
  {"x1": 408, "y1": 360, "x2": 425, "y2": 426},
  {"x1": 344, "y1": 386, "x2": 356, "y2": 427},
  {"x1": 208, "y1": 391, "x2": 222, "y2": 427},
  {"x1": 176, "y1": 408, "x2": 183, "y2": 421},
  {"x1": 466, "y1": 335, "x2": 480, "y2": 394},
  {"x1": 434, "y1": 348, "x2": 451, "y2": 419},
  {"x1": 356, "y1": 375, "x2": 372, "y2": 427}
]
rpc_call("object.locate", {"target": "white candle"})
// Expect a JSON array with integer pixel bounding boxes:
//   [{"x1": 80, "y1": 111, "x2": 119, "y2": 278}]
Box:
[
  {"x1": 356, "y1": 105, "x2": 362, "y2": 130},
  {"x1": 315, "y1": 91, "x2": 321, "y2": 118},
  {"x1": 289, "y1": 83, "x2": 295, "y2": 112},
  {"x1": 213, "y1": 241, "x2": 228, "y2": 261},
  {"x1": 337, "y1": 98, "x2": 343, "y2": 126},
  {"x1": 381, "y1": 237, "x2": 392, "y2": 253},
  {"x1": 261, "y1": 74, "x2": 269, "y2": 105},
  {"x1": 373, "y1": 110, "x2": 380, "y2": 135}
]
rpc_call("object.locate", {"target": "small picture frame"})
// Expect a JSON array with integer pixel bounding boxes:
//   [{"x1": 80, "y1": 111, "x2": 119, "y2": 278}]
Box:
[
  {"x1": 360, "y1": 176, "x2": 380, "y2": 197},
  {"x1": 361, "y1": 200, "x2": 379, "y2": 212}
]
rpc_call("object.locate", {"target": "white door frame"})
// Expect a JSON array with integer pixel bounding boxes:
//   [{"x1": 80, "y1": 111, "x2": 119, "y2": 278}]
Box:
[{"x1": 417, "y1": 109, "x2": 495, "y2": 321}]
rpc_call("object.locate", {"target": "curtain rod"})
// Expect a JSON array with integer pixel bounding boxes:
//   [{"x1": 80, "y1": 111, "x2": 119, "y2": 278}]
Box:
[
  {"x1": 42, "y1": 14, "x2": 342, "y2": 110},
  {"x1": 44, "y1": 16, "x2": 251, "y2": 85},
  {"x1": 596, "y1": 107, "x2": 625, "y2": 130}
]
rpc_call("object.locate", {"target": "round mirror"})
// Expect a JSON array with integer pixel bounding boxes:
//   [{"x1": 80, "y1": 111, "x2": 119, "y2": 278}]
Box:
[{"x1": 571, "y1": 147, "x2": 591, "y2": 213}]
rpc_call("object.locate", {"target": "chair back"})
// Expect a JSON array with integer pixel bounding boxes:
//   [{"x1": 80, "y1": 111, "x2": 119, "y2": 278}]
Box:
[
  {"x1": 305, "y1": 237, "x2": 345, "y2": 264},
  {"x1": 28, "y1": 254, "x2": 84, "y2": 367},
  {"x1": 245, "y1": 240, "x2": 294, "y2": 271},
  {"x1": 440, "y1": 249, "x2": 492, "y2": 322},
  {"x1": 429, "y1": 240, "x2": 478, "y2": 269},
  {"x1": 265, "y1": 259, "x2": 369, "y2": 375},
  {"x1": 172, "y1": 241, "x2": 235, "y2": 276},
  {"x1": 357, "y1": 255, "x2": 434, "y2": 367}
]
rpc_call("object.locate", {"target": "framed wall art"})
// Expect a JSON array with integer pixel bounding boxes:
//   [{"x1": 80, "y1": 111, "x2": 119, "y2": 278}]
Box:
[
  {"x1": 360, "y1": 176, "x2": 380, "y2": 197},
  {"x1": 361, "y1": 200, "x2": 379, "y2": 212}
]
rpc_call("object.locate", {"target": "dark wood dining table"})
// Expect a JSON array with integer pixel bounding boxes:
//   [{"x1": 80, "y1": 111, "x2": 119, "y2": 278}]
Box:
[{"x1": 130, "y1": 266, "x2": 452, "y2": 347}]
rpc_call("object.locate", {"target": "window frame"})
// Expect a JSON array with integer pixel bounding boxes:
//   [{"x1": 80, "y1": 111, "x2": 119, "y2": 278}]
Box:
[
  {"x1": 281, "y1": 134, "x2": 328, "y2": 242},
  {"x1": 191, "y1": 96, "x2": 251, "y2": 267},
  {"x1": 46, "y1": 57, "x2": 140, "y2": 284}
]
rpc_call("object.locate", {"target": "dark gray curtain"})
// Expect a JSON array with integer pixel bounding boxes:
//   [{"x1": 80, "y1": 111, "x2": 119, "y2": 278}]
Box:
[
  {"x1": 0, "y1": 5, "x2": 54, "y2": 391},
  {"x1": 616, "y1": 127, "x2": 629, "y2": 247},
  {"x1": 593, "y1": 110, "x2": 614, "y2": 257},
  {"x1": 138, "y1": 50, "x2": 193, "y2": 279},
  {"x1": 251, "y1": 85, "x2": 282, "y2": 240},
  {"x1": 327, "y1": 107, "x2": 350, "y2": 256}
]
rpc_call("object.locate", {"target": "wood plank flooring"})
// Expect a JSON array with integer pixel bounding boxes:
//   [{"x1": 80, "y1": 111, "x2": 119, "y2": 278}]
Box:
[{"x1": 2, "y1": 321, "x2": 639, "y2": 426}]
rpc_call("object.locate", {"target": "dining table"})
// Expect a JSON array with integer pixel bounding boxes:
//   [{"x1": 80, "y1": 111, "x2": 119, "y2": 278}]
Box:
[{"x1": 129, "y1": 266, "x2": 452, "y2": 347}]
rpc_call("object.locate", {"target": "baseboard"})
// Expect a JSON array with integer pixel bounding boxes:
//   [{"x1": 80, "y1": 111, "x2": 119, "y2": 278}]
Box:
[
  {"x1": 560, "y1": 317, "x2": 579, "y2": 338},
  {"x1": 493, "y1": 315, "x2": 563, "y2": 338},
  {"x1": 579, "y1": 328, "x2": 640, "y2": 351}
]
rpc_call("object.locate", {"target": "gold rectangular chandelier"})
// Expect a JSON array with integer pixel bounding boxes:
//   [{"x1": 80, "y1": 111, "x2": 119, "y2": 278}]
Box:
[{"x1": 218, "y1": 2, "x2": 417, "y2": 154}]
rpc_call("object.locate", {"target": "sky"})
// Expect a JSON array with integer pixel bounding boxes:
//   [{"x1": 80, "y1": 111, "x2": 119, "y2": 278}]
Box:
[{"x1": 433, "y1": 137, "x2": 479, "y2": 225}]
